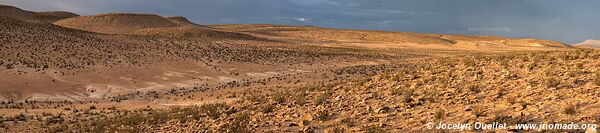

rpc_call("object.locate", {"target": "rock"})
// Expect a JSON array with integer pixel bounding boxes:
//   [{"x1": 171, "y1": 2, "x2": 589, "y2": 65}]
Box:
[
  {"x1": 377, "y1": 106, "x2": 390, "y2": 113},
  {"x1": 465, "y1": 105, "x2": 473, "y2": 111},
  {"x1": 375, "y1": 113, "x2": 394, "y2": 118},
  {"x1": 303, "y1": 126, "x2": 317, "y2": 133},
  {"x1": 299, "y1": 120, "x2": 310, "y2": 127},
  {"x1": 287, "y1": 122, "x2": 299, "y2": 127},
  {"x1": 302, "y1": 114, "x2": 314, "y2": 121},
  {"x1": 283, "y1": 127, "x2": 295, "y2": 132}
]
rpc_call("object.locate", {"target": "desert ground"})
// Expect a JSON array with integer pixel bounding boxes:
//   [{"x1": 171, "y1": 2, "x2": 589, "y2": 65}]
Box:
[{"x1": 1, "y1": 4, "x2": 599, "y2": 132}]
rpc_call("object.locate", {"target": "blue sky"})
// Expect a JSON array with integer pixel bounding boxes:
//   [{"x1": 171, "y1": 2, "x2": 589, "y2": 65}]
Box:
[{"x1": 2, "y1": 0, "x2": 599, "y2": 43}]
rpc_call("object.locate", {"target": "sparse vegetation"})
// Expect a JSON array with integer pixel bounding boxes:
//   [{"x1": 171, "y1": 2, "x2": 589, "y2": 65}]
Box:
[
  {"x1": 223, "y1": 113, "x2": 250, "y2": 133},
  {"x1": 261, "y1": 104, "x2": 274, "y2": 113},
  {"x1": 471, "y1": 105, "x2": 485, "y2": 117},
  {"x1": 595, "y1": 68, "x2": 600, "y2": 86},
  {"x1": 434, "y1": 109, "x2": 446, "y2": 120},
  {"x1": 316, "y1": 110, "x2": 332, "y2": 121},
  {"x1": 402, "y1": 89, "x2": 414, "y2": 102},
  {"x1": 1, "y1": 4, "x2": 598, "y2": 132},
  {"x1": 467, "y1": 84, "x2": 480, "y2": 93},
  {"x1": 314, "y1": 93, "x2": 329, "y2": 105},
  {"x1": 364, "y1": 125, "x2": 386, "y2": 133},
  {"x1": 272, "y1": 92, "x2": 288, "y2": 104},
  {"x1": 546, "y1": 77, "x2": 560, "y2": 88},
  {"x1": 562, "y1": 104, "x2": 577, "y2": 115}
]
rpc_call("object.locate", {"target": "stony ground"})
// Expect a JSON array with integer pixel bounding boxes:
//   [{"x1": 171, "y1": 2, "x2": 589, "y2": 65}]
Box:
[
  {"x1": 2, "y1": 4, "x2": 598, "y2": 133},
  {"x1": 2, "y1": 49, "x2": 597, "y2": 132}
]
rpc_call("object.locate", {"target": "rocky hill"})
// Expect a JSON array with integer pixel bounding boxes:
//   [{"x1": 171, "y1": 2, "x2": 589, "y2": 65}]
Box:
[
  {"x1": 0, "y1": 4, "x2": 78, "y2": 23},
  {"x1": 53, "y1": 13, "x2": 180, "y2": 34}
]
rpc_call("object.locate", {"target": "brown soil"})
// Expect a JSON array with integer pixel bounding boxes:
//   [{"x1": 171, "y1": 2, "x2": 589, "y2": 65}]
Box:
[{"x1": 0, "y1": 4, "x2": 596, "y2": 133}]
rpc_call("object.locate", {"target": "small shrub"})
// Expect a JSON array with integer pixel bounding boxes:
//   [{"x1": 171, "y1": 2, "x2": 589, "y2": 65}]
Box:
[
  {"x1": 434, "y1": 109, "x2": 446, "y2": 120},
  {"x1": 467, "y1": 84, "x2": 480, "y2": 93},
  {"x1": 246, "y1": 94, "x2": 266, "y2": 103},
  {"x1": 506, "y1": 95, "x2": 518, "y2": 104},
  {"x1": 261, "y1": 104, "x2": 274, "y2": 113},
  {"x1": 223, "y1": 113, "x2": 250, "y2": 133},
  {"x1": 594, "y1": 69, "x2": 600, "y2": 86},
  {"x1": 576, "y1": 63, "x2": 584, "y2": 69},
  {"x1": 199, "y1": 103, "x2": 228, "y2": 119},
  {"x1": 314, "y1": 94, "x2": 329, "y2": 105},
  {"x1": 272, "y1": 92, "x2": 288, "y2": 104},
  {"x1": 496, "y1": 88, "x2": 505, "y2": 97},
  {"x1": 316, "y1": 110, "x2": 332, "y2": 121},
  {"x1": 471, "y1": 105, "x2": 485, "y2": 117},
  {"x1": 390, "y1": 86, "x2": 402, "y2": 96},
  {"x1": 294, "y1": 94, "x2": 306, "y2": 106},
  {"x1": 402, "y1": 89, "x2": 414, "y2": 102},
  {"x1": 546, "y1": 78, "x2": 560, "y2": 88},
  {"x1": 331, "y1": 125, "x2": 345, "y2": 133},
  {"x1": 341, "y1": 117, "x2": 355, "y2": 127},
  {"x1": 562, "y1": 104, "x2": 577, "y2": 115}
]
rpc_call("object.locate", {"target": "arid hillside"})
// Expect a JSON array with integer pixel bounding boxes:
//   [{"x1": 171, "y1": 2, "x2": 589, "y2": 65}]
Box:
[
  {"x1": 53, "y1": 13, "x2": 180, "y2": 34},
  {"x1": 0, "y1": 3, "x2": 574, "y2": 102},
  {"x1": 1, "y1": 4, "x2": 597, "y2": 133},
  {"x1": 575, "y1": 40, "x2": 600, "y2": 48},
  {"x1": 0, "y1": 5, "x2": 78, "y2": 23},
  {"x1": 211, "y1": 24, "x2": 570, "y2": 50}
]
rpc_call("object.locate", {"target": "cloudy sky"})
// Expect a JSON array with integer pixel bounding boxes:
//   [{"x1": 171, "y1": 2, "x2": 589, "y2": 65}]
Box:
[{"x1": 2, "y1": 0, "x2": 599, "y2": 43}]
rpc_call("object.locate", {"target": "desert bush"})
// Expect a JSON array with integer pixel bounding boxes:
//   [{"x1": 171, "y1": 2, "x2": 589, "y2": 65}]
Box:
[
  {"x1": 545, "y1": 68, "x2": 555, "y2": 76},
  {"x1": 390, "y1": 86, "x2": 403, "y2": 96},
  {"x1": 496, "y1": 88, "x2": 506, "y2": 98},
  {"x1": 272, "y1": 92, "x2": 288, "y2": 104},
  {"x1": 576, "y1": 63, "x2": 584, "y2": 69},
  {"x1": 116, "y1": 112, "x2": 149, "y2": 126},
  {"x1": 340, "y1": 117, "x2": 355, "y2": 127},
  {"x1": 402, "y1": 89, "x2": 414, "y2": 102},
  {"x1": 294, "y1": 93, "x2": 307, "y2": 106},
  {"x1": 316, "y1": 110, "x2": 332, "y2": 121},
  {"x1": 48, "y1": 124, "x2": 70, "y2": 133},
  {"x1": 261, "y1": 104, "x2": 274, "y2": 113},
  {"x1": 562, "y1": 104, "x2": 577, "y2": 115},
  {"x1": 330, "y1": 125, "x2": 345, "y2": 133},
  {"x1": 594, "y1": 69, "x2": 600, "y2": 86},
  {"x1": 471, "y1": 105, "x2": 485, "y2": 117},
  {"x1": 434, "y1": 109, "x2": 446, "y2": 120},
  {"x1": 506, "y1": 95, "x2": 517, "y2": 104},
  {"x1": 546, "y1": 78, "x2": 560, "y2": 88},
  {"x1": 246, "y1": 95, "x2": 266, "y2": 103},
  {"x1": 314, "y1": 94, "x2": 329, "y2": 105},
  {"x1": 363, "y1": 125, "x2": 386, "y2": 133},
  {"x1": 467, "y1": 84, "x2": 480, "y2": 93},
  {"x1": 199, "y1": 103, "x2": 229, "y2": 119},
  {"x1": 223, "y1": 113, "x2": 250, "y2": 133},
  {"x1": 462, "y1": 57, "x2": 476, "y2": 66}
]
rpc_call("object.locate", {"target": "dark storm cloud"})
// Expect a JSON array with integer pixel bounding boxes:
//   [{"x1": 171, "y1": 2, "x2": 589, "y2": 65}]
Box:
[{"x1": 2, "y1": 0, "x2": 599, "y2": 43}]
